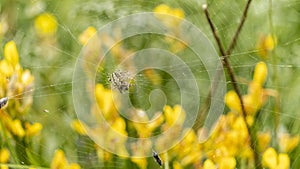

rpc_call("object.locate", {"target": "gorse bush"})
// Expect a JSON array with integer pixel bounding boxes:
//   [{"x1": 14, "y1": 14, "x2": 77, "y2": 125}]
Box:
[{"x1": 0, "y1": 0, "x2": 299, "y2": 169}]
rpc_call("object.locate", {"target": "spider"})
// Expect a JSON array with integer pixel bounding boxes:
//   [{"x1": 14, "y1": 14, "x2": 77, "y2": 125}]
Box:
[{"x1": 108, "y1": 69, "x2": 133, "y2": 93}]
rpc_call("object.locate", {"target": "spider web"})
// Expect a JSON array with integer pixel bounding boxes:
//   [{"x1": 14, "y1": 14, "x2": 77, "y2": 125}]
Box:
[{"x1": 1, "y1": 0, "x2": 299, "y2": 168}]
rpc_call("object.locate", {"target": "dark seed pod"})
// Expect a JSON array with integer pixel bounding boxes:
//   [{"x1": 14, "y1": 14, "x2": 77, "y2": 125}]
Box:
[
  {"x1": 152, "y1": 150, "x2": 163, "y2": 167},
  {"x1": 0, "y1": 97, "x2": 8, "y2": 109}
]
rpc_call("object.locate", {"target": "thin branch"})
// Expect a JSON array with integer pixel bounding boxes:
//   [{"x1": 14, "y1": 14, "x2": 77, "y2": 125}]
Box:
[
  {"x1": 202, "y1": 2, "x2": 261, "y2": 168},
  {"x1": 226, "y1": 0, "x2": 253, "y2": 55},
  {"x1": 202, "y1": 4, "x2": 226, "y2": 57}
]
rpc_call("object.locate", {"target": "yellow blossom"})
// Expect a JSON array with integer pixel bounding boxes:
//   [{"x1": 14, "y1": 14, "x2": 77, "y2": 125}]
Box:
[
  {"x1": 243, "y1": 94, "x2": 262, "y2": 116},
  {"x1": 279, "y1": 133, "x2": 300, "y2": 153},
  {"x1": 0, "y1": 148, "x2": 9, "y2": 163},
  {"x1": 0, "y1": 60, "x2": 14, "y2": 77},
  {"x1": 95, "y1": 84, "x2": 118, "y2": 119},
  {"x1": 67, "y1": 163, "x2": 81, "y2": 169},
  {"x1": 25, "y1": 122, "x2": 43, "y2": 137},
  {"x1": 181, "y1": 151, "x2": 201, "y2": 166},
  {"x1": 257, "y1": 131, "x2": 271, "y2": 151},
  {"x1": 253, "y1": 62, "x2": 268, "y2": 86},
  {"x1": 131, "y1": 157, "x2": 147, "y2": 169},
  {"x1": 4, "y1": 41, "x2": 19, "y2": 68},
  {"x1": 105, "y1": 117, "x2": 128, "y2": 156},
  {"x1": 163, "y1": 105, "x2": 185, "y2": 127},
  {"x1": 203, "y1": 159, "x2": 216, "y2": 169},
  {"x1": 231, "y1": 116, "x2": 248, "y2": 140},
  {"x1": 111, "y1": 117, "x2": 127, "y2": 135},
  {"x1": 71, "y1": 120, "x2": 87, "y2": 135},
  {"x1": 21, "y1": 70, "x2": 35, "y2": 86},
  {"x1": 153, "y1": 4, "x2": 185, "y2": 29},
  {"x1": 0, "y1": 19, "x2": 8, "y2": 36},
  {"x1": 95, "y1": 145, "x2": 112, "y2": 161},
  {"x1": 218, "y1": 157, "x2": 236, "y2": 169},
  {"x1": 257, "y1": 34, "x2": 277, "y2": 59},
  {"x1": 170, "y1": 8, "x2": 185, "y2": 19},
  {"x1": 277, "y1": 154, "x2": 290, "y2": 169},
  {"x1": 224, "y1": 90, "x2": 242, "y2": 113},
  {"x1": 154, "y1": 4, "x2": 184, "y2": 19},
  {"x1": 246, "y1": 115, "x2": 254, "y2": 126},
  {"x1": 132, "y1": 111, "x2": 164, "y2": 138},
  {"x1": 262, "y1": 147, "x2": 290, "y2": 169},
  {"x1": 173, "y1": 161, "x2": 183, "y2": 169},
  {"x1": 51, "y1": 149, "x2": 68, "y2": 169},
  {"x1": 79, "y1": 26, "x2": 97, "y2": 45},
  {"x1": 143, "y1": 69, "x2": 162, "y2": 86},
  {"x1": 10, "y1": 119, "x2": 25, "y2": 138},
  {"x1": 35, "y1": 12, "x2": 57, "y2": 37},
  {"x1": 51, "y1": 149, "x2": 81, "y2": 169}
]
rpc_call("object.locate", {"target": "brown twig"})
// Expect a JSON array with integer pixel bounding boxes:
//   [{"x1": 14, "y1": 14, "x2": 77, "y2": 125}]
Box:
[
  {"x1": 226, "y1": 0, "x2": 253, "y2": 55},
  {"x1": 203, "y1": 4, "x2": 226, "y2": 57},
  {"x1": 202, "y1": 2, "x2": 261, "y2": 168}
]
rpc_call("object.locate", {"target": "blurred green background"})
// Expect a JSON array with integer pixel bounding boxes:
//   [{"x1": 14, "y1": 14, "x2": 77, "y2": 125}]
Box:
[{"x1": 0, "y1": 0, "x2": 299, "y2": 168}]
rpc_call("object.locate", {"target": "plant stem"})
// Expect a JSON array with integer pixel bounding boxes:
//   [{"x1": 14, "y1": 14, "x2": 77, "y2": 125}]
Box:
[
  {"x1": 0, "y1": 121, "x2": 19, "y2": 164},
  {"x1": 226, "y1": 0, "x2": 253, "y2": 55},
  {"x1": 164, "y1": 152, "x2": 169, "y2": 169},
  {"x1": 202, "y1": 2, "x2": 261, "y2": 168},
  {"x1": 268, "y1": 0, "x2": 280, "y2": 142}
]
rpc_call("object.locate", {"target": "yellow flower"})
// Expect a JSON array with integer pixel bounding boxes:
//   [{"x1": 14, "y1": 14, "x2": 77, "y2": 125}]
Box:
[
  {"x1": 67, "y1": 163, "x2": 81, "y2": 169},
  {"x1": 21, "y1": 70, "x2": 35, "y2": 86},
  {"x1": 203, "y1": 159, "x2": 216, "y2": 169},
  {"x1": 243, "y1": 93, "x2": 262, "y2": 116},
  {"x1": 25, "y1": 122, "x2": 43, "y2": 137},
  {"x1": 170, "y1": 8, "x2": 185, "y2": 19},
  {"x1": 231, "y1": 116, "x2": 248, "y2": 140},
  {"x1": 253, "y1": 62, "x2": 268, "y2": 86},
  {"x1": 203, "y1": 157, "x2": 236, "y2": 169},
  {"x1": 34, "y1": 12, "x2": 57, "y2": 37},
  {"x1": 4, "y1": 41, "x2": 19, "y2": 68},
  {"x1": 153, "y1": 4, "x2": 185, "y2": 29},
  {"x1": 257, "y1": 131, "x2": 271, "y2": 151},
  {"x1": 131, "y1": 157, "x2": 147, "y2": 169},
  {"x1": 154, "y1": 4, "x2": 184, "y2": 19},
  {"x1": 71, "y1": 120, "x2": 87, "y2": 135},
  {"x1": 1, "y1": 165, "x2": 8, "y2": 169},
  {"x1": 143, "y1": 69, "x2": 162, "y2": 86},
  {"x1": 226, "y1": 62, "x2": 269, "y2": 116},
  {"x1": 0, "y1": 19, "x2": 8, "y2": 36},
  {"x1": 51, "y1": 149, "x2": 81, "y2": 169},
  {"x1": 132, "y1": 110, "x2": 164, "y2": 138},
  {"x1": 262, "y1": 147, "x2": 290, "y2": 169},
  {"x1": 111, "y1": 117, "x2": 127, "y2": 135},
  {"x1": 9, "y1": 119, "x2": 25, "y2": 138},
  {"x1": 218, "y1": 157, "x2": 236, "y2": 169},
  {"x1": 257, "y1": 34, "x2": 277, "y2": 59},
  {"x1": 173, "y1": 161, "x2": 183, "y2": 169},
  {"x1": 105, "y1": 117, "x2": 129, "y2": 156},
  {"x1": 0, "y1": 60, "x2": 14, "y2": 77},
  {"x1": 279, "y1": 133, "x2": 300, "y2": 153},
  {"x1": 51, "y1": 149, "x2": 68, "y2": 169},
  {"x1": 79, "y1": 26, "x2": 97, "y2": 45},
  {"x1": 163, "y1": 105, "x2": 185, "y2": 127},
  {"x1": 0, "y1": 148, "x2": 10, "y2": 163},
  {"x1": 95, "y1": 84, "x2": 118, "y2": 119},
  {"x1": 224, "y1": 90, "x2": 242, "y2": 113},
  {"x1": 168, "y1": 129, "x2": 201, "y2": 167},
  {"x1": 95, "y1": 145, "x2": 112, "y2": 161}
]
